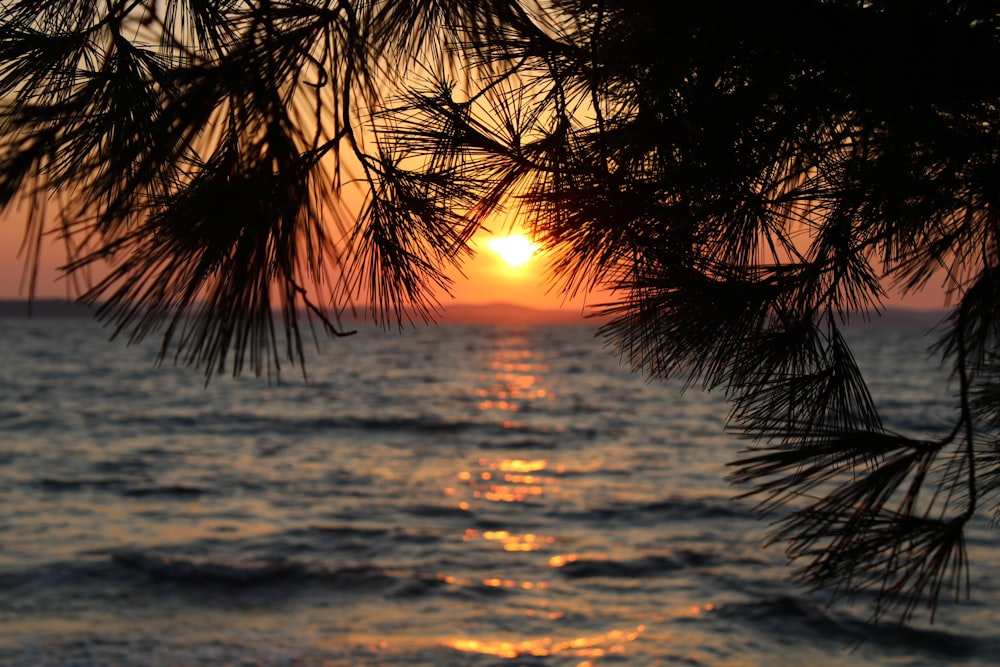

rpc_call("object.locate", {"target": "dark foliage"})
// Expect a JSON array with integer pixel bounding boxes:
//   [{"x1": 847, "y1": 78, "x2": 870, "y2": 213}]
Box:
[{"x1": 2, "y1": 0, "x2": 999, "y2": 625}]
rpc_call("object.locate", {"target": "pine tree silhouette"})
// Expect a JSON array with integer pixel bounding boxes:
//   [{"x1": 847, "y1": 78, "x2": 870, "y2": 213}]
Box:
[{"x1": 3, "y1": 0, "x2": 999, "y2": 625}]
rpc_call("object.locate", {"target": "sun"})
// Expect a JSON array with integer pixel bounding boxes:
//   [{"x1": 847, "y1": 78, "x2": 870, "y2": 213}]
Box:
[{"x1": 485, "y1": 235, "x2": 539, "y2": 267}]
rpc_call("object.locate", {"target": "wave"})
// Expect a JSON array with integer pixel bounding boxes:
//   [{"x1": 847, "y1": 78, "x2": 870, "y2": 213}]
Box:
[
  {"x1": 637, "y1": 497, "x2": 751, "y2": 520},
  {"x1": 37, "y1": 476, "x2": 127, "y2": 492},
  {"x1": 404, "y1": 504, "x2": 474, "y2": 519},
  {"x1": 71, "y1": 411, "x2": 596, "y2": 451},
  {"x1": 107, "y1": 550, "x2": 505, "y2": 605},
  {"x1": 110, "y1": 551, "x2": 401, "y2": 590},
  {"x1": 715, "y1": 595, "x2": 845, "y2": 631},
  {"x1": 309, "y1": 524, "x2": 389, "y2": 538},
  {"x1": 552, "y1": 496, "x2": 752, "y2": 524},
  {"x1": 715, "y1": 596, "x2": 992, "y2": 659},
  {"x1": 92, "y1": 411, "x2": 482, "y2": 437},
  {"x1": 478, "y1": 438, "x2": 558, "y2": 450},
  {"x1": 864, "y1": 619, "x2": 993, "y2": 660},
  {"x1": 308, "y1": 523, "x2": 444, "y2": 547},
  {"x1": 555, "y1": 555, "x2": 684, "y2": 578},
  {"x1": 36, "y1": 477, "x2": 207, "y2": 498},
  {"x1": 121, "y1": 484, "x2": 206, "y2": 498},
  {"x1": 111, "y1": 551, "x2": 303, "y2": 584},
  {"x1": 554, "y1": 550, "x2": 719, "y2": 579}
]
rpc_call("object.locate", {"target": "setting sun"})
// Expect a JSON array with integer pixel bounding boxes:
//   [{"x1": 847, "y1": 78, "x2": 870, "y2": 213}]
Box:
[{"x1": 485, "y1": 235, "x2": 539, "y2": 267}]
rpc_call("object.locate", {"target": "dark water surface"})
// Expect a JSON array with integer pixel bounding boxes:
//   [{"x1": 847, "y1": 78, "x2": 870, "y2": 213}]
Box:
[{"x1": 0, "y1": 318, "x2": 996, "y2": 666}]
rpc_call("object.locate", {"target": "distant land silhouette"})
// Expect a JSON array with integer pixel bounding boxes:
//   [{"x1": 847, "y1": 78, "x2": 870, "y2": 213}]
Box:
[
  {"x1": 0, "y1": 299, "x2": 598, "y2": 324},
  {"x1": 0, "y1": 299, "x2": 96, "y2": 318},
  {"x1": 434, "y1": 302, "x2": 599, "y2": 325},
  {"x1": 0, "y1": 299, "x2": 947, "y2": 328}
]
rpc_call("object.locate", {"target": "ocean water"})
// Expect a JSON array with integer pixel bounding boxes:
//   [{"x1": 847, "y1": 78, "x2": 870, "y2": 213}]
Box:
[{"x1": 0, "y1": 316, "x2": 997, "y2": 667}]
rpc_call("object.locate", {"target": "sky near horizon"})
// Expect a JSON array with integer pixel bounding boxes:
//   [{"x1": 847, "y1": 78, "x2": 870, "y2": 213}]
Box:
[
  {"x1": 0, "y1": 207, "x2": 949, "y2": 312},
  {"x1": 0, "y1": 207, "x2": 599, "y2": 311}
]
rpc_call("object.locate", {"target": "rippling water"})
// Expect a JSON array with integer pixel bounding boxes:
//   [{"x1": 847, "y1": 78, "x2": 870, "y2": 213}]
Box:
[{"x1": 0, "y1": 316, "x2": 997, "y2": 666}]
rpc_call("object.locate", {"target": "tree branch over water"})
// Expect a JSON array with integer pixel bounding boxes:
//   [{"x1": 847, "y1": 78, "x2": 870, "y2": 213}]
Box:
[{"x1": 3, "y1": 0, "x2": 1000, "y2": 626}]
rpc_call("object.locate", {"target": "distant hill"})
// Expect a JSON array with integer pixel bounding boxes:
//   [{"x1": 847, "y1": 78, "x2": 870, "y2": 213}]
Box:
[
  {"x1": 0, "y1": 299, "x2": 96, "y2": 318},
  {"x1": 333, "y1": 302, "x2": 606, "y2": 326},
  {"x1": 437, "y1": 302, "x2": 601, "y2": 325},
  {"x1": 435, "y1": 303, "x2": 950, "y2": 328},
  {"x1": 848, "y1": 307, "x2": 949, "y2": 329},
  {"x1": 0, "y1": 299, "x2": 599, "y2": 325},
  {"x1": 0, "y1": 298, "x2": 948, "y2": 329}
]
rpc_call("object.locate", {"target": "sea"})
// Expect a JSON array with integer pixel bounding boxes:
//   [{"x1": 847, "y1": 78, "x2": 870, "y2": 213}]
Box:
[{"x1": 0, "y1": 312, "x2": 997, "y2": 666}]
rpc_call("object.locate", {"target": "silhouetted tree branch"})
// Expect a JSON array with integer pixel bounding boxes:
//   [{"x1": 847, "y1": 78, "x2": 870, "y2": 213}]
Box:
[{"x1": 2, "y1": 0, "x2": 999, "y2": 626}]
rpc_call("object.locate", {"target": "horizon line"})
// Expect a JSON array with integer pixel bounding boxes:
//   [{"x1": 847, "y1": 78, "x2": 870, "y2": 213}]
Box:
[{"x1": 0, "y1": 297, "x2": 950, "y2": 327}]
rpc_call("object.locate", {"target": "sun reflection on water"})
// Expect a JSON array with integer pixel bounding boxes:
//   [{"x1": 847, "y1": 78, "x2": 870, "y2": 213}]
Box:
[
  {"x1": 450, "y1": 457, "x2": 565, "y2": 509},
  {"x1": 434, "y1": 572, "x2": 551, "y2": 591},
  {"x1": 444, "y1": 625, "x2": 646, "y2": 662},
  {"x1": 461, "y1": 527, "x2": 557, "y2": 552},
  {"x1": 439, "y1": 333, "x2": 651, "y2": 665},
  {"x1": 475, "y1": 335, "x2": 554, "y2": 413},
  {"x1": 496, "y1": 458, "x2": 548, "y2": 472}
]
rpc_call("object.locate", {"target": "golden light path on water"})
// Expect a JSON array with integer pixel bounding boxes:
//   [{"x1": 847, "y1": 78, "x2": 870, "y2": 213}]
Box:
[
  {"x1": 431, "y1": 335, "x2": 661, "y2": 665},
  {"x1": 218, "y1": 329, "x2": 723, "y2": 664},
  {"x1": 440, "y1": 447, "x2": 663, "y2": 664}
]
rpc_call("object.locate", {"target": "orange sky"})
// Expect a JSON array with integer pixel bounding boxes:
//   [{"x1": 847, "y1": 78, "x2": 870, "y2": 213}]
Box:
[
  {"x1": 444, "y1": 226, "x2": 599, "y2": 311},
  {"x1": 0, "y1": 212, "x2": 69, "y2": 300},
  {"x1": 0, "y1": 209, "x2": 948, "y2": 311},
  {"x1": 0, "y1": 209, "x2": 596, "y2": 311}
]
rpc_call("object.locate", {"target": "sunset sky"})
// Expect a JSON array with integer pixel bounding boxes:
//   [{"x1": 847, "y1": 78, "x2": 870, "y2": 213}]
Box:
[
  {"x1": 0, "y1": 210, "x2": 599, "y2": 311},
  {"x1": 0, "y1": 209, "x2": 948, "y2": 312}
]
